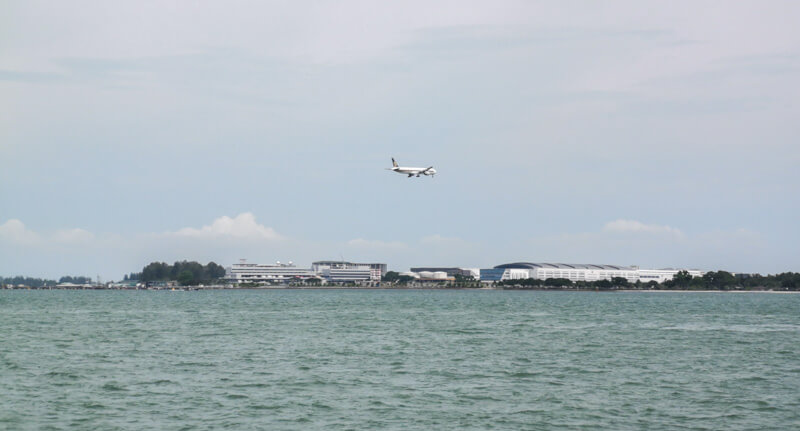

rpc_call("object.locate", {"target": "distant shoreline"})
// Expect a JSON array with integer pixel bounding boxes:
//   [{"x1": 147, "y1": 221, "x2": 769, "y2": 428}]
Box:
[
  {"x1": 617, "y1": 289, "x2": 799, "y2": 294},
  {"x1": 2, "y1": 286, "x2": 797, "y2": 293}
]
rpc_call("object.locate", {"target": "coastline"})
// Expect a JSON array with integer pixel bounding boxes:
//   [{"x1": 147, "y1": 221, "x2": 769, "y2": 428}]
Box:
[
  {"x1": 617, "y1": 289, "x2": 799, "y2": 294},
  {"x1": 3, "y1": 286, "x2": 797, "y2": 293}
]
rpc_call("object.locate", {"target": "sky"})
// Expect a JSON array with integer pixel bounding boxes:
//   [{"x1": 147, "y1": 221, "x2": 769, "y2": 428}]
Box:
[{"x1": 2, "y1": 1, "x2": 799, "y2": 280}]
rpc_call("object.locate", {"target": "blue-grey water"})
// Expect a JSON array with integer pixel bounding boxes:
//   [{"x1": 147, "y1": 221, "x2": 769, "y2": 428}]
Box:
[{"x1": 1, "y1": 290, "x2": 799, "y2": 430}]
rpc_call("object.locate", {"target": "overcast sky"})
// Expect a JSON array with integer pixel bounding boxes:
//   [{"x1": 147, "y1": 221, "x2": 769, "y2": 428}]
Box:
[{"x1": 2, "y1": 1, "x2": 799, "y2": 279}]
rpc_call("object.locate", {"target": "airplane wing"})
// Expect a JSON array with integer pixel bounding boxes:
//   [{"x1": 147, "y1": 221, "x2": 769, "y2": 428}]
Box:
[{"x1": 421, "y1": 166, "x2": 434, "y2": 173}]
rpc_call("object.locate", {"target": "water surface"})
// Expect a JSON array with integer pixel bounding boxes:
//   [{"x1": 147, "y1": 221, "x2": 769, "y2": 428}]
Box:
[{"x1": 1, "y1": 290, "x2": 798, "y2": 430}]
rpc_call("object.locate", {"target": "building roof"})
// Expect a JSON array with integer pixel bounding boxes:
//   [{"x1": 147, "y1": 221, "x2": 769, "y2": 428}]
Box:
[{"x1": 493, "y1": 262, "x2": 636, "y2": 271}]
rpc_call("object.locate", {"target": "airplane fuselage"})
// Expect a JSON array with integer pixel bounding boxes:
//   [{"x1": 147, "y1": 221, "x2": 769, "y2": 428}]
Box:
[
  {"x1": 392, "y1": 167, "x2": 428, "y2": 175},
  {"x1": 388, "y1": 158, "x2": 436, "y2": 177}
]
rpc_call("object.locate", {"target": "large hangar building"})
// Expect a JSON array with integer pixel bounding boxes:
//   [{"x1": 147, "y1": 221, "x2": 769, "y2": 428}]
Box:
[
  {"x1": 483, "y1": 263, "x2": 639, "y2": 283},
  {"x1": 481, "y1": 263, "x2": 703, "y2": 283}
]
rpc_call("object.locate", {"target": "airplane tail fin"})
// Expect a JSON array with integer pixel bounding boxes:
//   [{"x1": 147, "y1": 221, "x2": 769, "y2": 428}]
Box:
[{"x1": 391, "y1": 157, "x2": 398, "y2": 168}]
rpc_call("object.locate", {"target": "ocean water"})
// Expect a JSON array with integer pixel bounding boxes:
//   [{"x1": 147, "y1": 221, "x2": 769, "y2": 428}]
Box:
[{"x1": 1, "y1": 289, "x2": 799, "y2": 430}]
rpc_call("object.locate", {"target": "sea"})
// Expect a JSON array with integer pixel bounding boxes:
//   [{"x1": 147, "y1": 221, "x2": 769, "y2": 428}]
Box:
[{"x1": 1, "y1": 289, "x2": 798, "y2": 430}]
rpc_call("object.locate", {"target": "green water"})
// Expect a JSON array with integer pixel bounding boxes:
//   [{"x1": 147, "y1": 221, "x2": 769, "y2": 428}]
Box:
[{"x1": 1, "y1": 290, "x2": 798, "y2": 430}]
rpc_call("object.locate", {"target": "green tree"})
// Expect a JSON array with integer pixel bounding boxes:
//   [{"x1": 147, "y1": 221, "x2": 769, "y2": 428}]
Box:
[
  {"x1": 521, "y1": 278, "x2": 543, "y2": 287},
  {"x1": 594, "y1": 279, "x2": 613, "y2": 290},
  {"x1": 689, "y1": 276, "x2": 707, "y2": 290},
  {"x1": 776, "y1": 272, "x2": 800, "y2": 290},
  {"x1": 177, "y1": 270, "x2": 195, "y2": 286},
  {"x1": 1, "y1": 276, "x2": 57, "y2": 288},
  {"x1": 454, "y1": 274, "x2": 475, "y2": 282},
  {"x1": 703, "y1": 271, "x2": 736, "y2": 290},
  {"x1": 671, "y1": 270, "x2": 693, "y2": 289},
  {"x1": 205, "y1": 262, "x2": 226, "y2": 280},
  {"x1": 611, "y1": 277, "x2": 629, "y2": 288},
  {"x1": 382, "y1": 271, "x2": 400, "y2": 282},
  {"x1": 138, "y1": 261, "x2": 225, "y2": 283},
  {"x1": 397, "y1": 275, "x2": 416, "y2": 284},
  {"x1": 544, "y1": 278, "x2": 573, "y2": 288}
]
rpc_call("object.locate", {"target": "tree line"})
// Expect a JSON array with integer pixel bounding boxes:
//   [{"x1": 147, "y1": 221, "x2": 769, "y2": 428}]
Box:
[
  {"x1": 126, "y1": 261, "x2": 226, "y2": 286},
  {"x1": 1, "y1": 275, "x2": 92, "y2": 287},
  {"x1": 380, "y1": 270, "x2": 800, "y2": 291},
  {"x1": 496, "y1": 270, "x2": 800, "y2": 291}
]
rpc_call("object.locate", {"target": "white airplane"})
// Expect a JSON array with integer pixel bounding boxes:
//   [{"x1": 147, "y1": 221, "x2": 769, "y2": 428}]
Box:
[{"x1": 387, "y1": 158, "x2": 437, "y2": 178}]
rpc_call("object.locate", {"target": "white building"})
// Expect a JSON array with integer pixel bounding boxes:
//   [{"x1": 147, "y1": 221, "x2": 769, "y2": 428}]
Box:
[
  {"x1": 416, "y1": 271, "x2": 450, "y2": 280},
  {"x1": 312, "y1": 261, "x2": 385, "y2": 282},
  {"x1": 226, "y1": 260, "x2": 315, "y2": 283},
  {"x1": 483, "y1": 262, "x2": 704, "y2": 283},
  {"x1": 409, "y1": 267, "x2": 478, "y2": 278},
  {"x1": 491, "y1": 263, "x2": 639, "y2": 283},
  {"x1": 227, "y1": 260, "x2": 387, "y2": 284}
]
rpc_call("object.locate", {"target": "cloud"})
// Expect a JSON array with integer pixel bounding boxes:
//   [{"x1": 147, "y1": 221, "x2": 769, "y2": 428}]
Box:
[
  {"x1": 342, "y1": 236, "x2": 484, "y2": 270},
  {"x1": 0, "y1": 219, "x2": 97, "y2": 245},
  {"x1": 0, "y1": 219, "x2": 41, "y2": 245},
  {"x1": 346, "y1": 238, "x2": 407, "y2": 249},
  {"x1": 169, "y1": 213, "x2": 282, "y2": 241},
  {"x1": 53, "y1": 228, "x2": 95, "y2": 243},
  {"x1": 603, "y1": 219, "x2": 684, "y2": 237},
  {"x1": 421, "y1": 234, "x2": 458, "y2": 244},
  {"x1": 0, "y1": 214, "x2": 288, "y2": 279},
  {"x1": 419, "y1": 234, "x2": 473, "y2": 248},
  {"x1": 523, "y1": 221, "x2": 766, "y2": 272},
  {"x1": 0, "y1": 69, "x2": 63, "y2": 83}
]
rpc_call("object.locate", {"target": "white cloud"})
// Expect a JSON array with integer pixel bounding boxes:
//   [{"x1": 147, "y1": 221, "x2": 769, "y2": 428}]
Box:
[
  {"x1": 603, "y1": 219, "x2": 684, "y2": 237},
  {"x1": 53, "y1": 228, "x2": 95, "y2": 243},
  {"x1": 0, "y1": 219, "x2": 41, "y2": 245},
  {"x1": 419, "y1": 234, "x2": 474, "y2": 250},
  {"x1": 420, "y1": 234, "x2": 460, "y2": 244},
  {"x1": 0, "y1": 214, "x2": 287, "y2": 279},
  {"x1": 346, "y1": 238, "x2": 407, "y2": 249},
  {"x1": 169, "y1": 213, "x2": 282, "y2": 241},
  {"x1": 523, "y1": 221, "x2": 767, "y2": 272},
  {"x1": 0, "y1": 219, "x2": 97, "y2": 246}
]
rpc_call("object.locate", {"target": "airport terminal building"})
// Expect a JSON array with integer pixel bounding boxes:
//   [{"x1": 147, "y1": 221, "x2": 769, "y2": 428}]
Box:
[
  {"x1": 225, "y1": 260, "x2": 315, "y2": 283},
  {"x1": 226, "y1": 260, "x2": 387, "y2": 284},
  {"x1": 311, "y1": 261, "x2": 387, "y2": 282}
]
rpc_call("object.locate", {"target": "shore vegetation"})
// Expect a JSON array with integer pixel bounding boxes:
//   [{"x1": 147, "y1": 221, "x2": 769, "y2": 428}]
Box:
[
  {"x1": 127, "y1": 261, "x2": 226, "y2": 286},
  {"x1": 496, "y1": 270, "x2": 800, "y2": 291},
  {"x1": 1, "y1": 275, "x2": 93, "y2": 288}
]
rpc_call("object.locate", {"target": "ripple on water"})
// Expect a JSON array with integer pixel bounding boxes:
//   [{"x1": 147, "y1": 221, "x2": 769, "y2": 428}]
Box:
[
  {"x1": 1, "y1": 289, "x2": 799, "y2": 430},
  {"x1": 101, "y1": 382, "x2": 126, "y2": 391}
]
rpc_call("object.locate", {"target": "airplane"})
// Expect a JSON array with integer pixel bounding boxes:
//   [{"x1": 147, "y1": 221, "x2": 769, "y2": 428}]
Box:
[{"x1": 387, "y1": 158, "x2": 437, "y2": 178}]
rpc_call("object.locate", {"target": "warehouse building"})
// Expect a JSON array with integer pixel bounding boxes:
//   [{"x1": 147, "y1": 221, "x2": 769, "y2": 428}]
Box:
[
  {"x1": 484, "y1": 263, "x2": 640, "y2": 283},
  {"x1": 481, "y1": 263, "x2": 703, "y2": 283}
]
